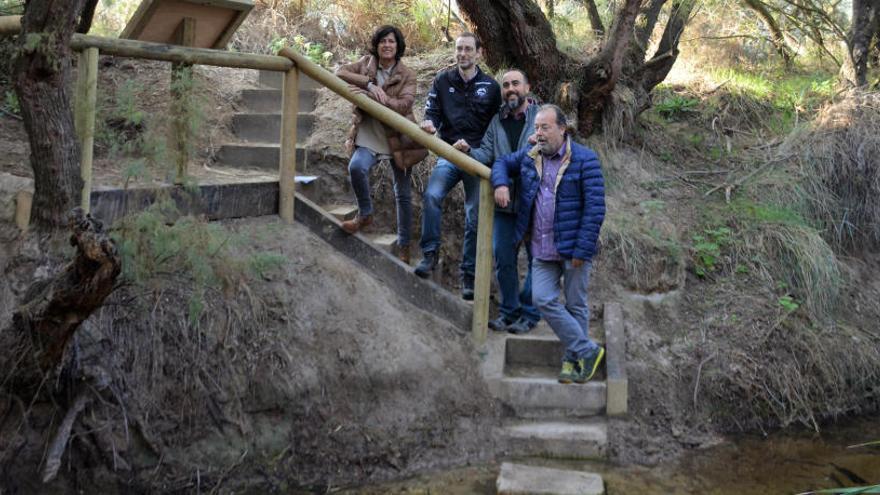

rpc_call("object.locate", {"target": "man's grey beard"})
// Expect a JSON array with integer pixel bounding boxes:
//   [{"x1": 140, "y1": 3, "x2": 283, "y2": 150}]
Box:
[{"x1": 506, "y1": 96, "x2": 522, "y2": 110}]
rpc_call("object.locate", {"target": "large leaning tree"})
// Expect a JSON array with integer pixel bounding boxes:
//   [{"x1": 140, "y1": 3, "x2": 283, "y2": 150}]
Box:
[
  {"x1": 13, "y1": 0, "x2": 98, "y2": 230},
  {"x1": 457, "y1": 0, "x2": 697, "y2": 136}
]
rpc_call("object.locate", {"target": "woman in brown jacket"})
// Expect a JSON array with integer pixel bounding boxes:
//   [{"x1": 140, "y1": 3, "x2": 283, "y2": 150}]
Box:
[{"x1": 335, "y1": 25, "x2": 426, "y2": 263}]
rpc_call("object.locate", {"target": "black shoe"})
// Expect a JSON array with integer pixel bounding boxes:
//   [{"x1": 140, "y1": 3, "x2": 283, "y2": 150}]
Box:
[
  {"x1": 507, "y1": 317, "x2": 537, "y2": 334},
  {"x1": 488, "y1": 316, "x2": 514, "y2": 332},
  {"x1": 414, "y1": 251, "x2": 437, "y2": 278},
  {"x1": 461, "y1": 276, "x2": 474, "y2": 301}
]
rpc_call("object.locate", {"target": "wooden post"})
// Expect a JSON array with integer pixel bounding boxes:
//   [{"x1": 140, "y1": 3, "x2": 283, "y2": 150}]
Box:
[
  {"x1": 171, "y1": 17, "x2": 196, "y2": 185},
  {"x1": 279, "y1": 65, "x2": 299, "y2": 223},
  {"x1": 14, "y1": 190, "x2": 32, "y2": 231},
  {"x1": 75, "y1": 47, "x2": 98, "y2": 213},
  {"x1": 0, "y1": 15, "x2": 21, "y2": 36},
  {"x1": 471, "y1": 178, "x2": 495, "y2": 345}
]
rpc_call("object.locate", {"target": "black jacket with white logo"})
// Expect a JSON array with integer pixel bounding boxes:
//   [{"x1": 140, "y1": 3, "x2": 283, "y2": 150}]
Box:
[{"x1": 424, "y1": 65, "x2": 501, "y2": 148}]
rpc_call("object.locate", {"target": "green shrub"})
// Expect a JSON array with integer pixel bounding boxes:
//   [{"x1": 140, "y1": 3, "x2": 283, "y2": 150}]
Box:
[
  {"x1": 695, "y1": 198, "x2": 842, "y2": 320},
  {"x1": 114, "y1": 202, "x2": 286, "y2": 324},
  {"x1": 3, "y1": 90, "x2": 19, "y2": 116},
  {"x1": 269, "y1": 34, "x2": 334, "y2": 67},
  {"x1": 600, "y1": 204, "x2": 685, "y2": 293},
  {"x1": 655, "y1": 95, "x2": 699, "y2": 120},
  {"x1": 783, "y1": 91, "x2": 880, "y2": 252},
  {"x1": 691, "y1": 226, "x2": 731, "y2": 277}
]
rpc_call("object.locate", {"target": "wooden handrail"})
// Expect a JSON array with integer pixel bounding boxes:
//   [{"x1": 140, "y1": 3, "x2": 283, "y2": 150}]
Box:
[
  {"x1": 278, "y1": 47, "x2": 491, "y2": 180},
  {"x1": 0, "y1": 17, "x2": 292, "y2": 72},
  {"x1": 71, "y1": 34, "x2": 292, "y2": 71},
  {"x1": 278, "y1": 47, "x2": 495, "y2": 344},
  {"x1": 1, "y1": 13, "x2": 495, "y2": 345},
  {"x1": 0, "y1": 15, "x2": 20, "y2": 35}
]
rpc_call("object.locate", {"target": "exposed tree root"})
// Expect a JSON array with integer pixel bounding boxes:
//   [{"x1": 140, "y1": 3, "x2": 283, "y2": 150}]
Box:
[
  {"x1": 41, "y1": 390, "x2": 91, "y2": 483},
  {"x1": 12, "y1": 208, "x2": 121, "y2": 370}
]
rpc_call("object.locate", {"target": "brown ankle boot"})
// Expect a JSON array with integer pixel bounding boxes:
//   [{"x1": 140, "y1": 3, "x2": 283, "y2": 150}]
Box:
[
  {"x1": 398, "y1": 244, "x2": 410, "y2": 264},
  {"x1": 340, "y1": 215, "x2": 372, "y2": 234}
]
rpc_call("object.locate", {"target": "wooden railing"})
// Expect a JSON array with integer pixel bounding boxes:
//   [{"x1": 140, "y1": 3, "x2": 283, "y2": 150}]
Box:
[{"x1": 0, "y1": 17, "x2": 495, "y2": 346}]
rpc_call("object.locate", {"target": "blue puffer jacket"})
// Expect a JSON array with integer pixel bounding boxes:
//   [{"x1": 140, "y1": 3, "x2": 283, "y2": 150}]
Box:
[{"x1": 491, "y1": 138, "x2": 606, "y2": 261}]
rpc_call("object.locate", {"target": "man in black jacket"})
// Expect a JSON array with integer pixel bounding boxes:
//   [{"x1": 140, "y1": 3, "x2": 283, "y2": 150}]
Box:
[{"x1": 414, "y1": 32, "x2": 501, "y2": 300}]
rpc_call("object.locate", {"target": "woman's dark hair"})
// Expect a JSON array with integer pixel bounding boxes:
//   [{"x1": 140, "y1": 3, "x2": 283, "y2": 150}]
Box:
[{"x1": 370, "y1": 25, "x2": 406, "y2": 61}]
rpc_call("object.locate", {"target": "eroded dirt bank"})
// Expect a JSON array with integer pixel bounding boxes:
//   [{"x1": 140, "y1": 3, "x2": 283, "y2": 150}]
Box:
[{"x1": 0, "y1": 217, "x2": 498, "y2": 493}]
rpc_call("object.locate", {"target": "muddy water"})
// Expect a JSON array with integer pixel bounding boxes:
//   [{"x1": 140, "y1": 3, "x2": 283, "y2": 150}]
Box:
[{"x1": 344, "y1": 417, "x2": 880, "y2": 494}]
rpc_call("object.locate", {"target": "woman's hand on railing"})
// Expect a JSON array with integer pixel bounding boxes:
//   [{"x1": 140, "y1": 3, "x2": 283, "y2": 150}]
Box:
[
  {"x1": 366, "y1": 82, "x2": 389, "y2": 105},
  {"x1": 494, "y1": 186, "x2": 510, "y2": 208},
  {"x1": 349, "y1": 84, "x2": 368, "y2": 97}
]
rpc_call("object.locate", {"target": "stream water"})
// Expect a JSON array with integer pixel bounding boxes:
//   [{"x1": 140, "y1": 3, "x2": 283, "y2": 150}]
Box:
[{"x1": 342, "y1": 417, "x2": 880, "y2": 494}]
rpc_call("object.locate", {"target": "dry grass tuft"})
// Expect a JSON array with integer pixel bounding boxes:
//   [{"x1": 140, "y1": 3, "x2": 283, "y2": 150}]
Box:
[
  {"x1": 731, "y1": 221, "x2": 843, "y2": 321},
  {"x1": 782, "y1": 90, "x2": 880, "y2": 253},
  {"x1": 705, "y1": 319, "x2": 880, "y2": 431},
  {"x1": 599, "y1": 205, "x2": 685, "y2": 293}
]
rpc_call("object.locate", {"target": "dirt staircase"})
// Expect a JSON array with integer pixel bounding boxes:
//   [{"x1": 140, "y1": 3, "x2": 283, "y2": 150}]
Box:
[
  {"x1": 215, "y1": 71, "x2": 318, "y2": 170},
  {"x1": 484, "y1": 303, "x2": 627, "y2": 494},
  {"x1": 215, "y1": 71, "x2": 629, "y2": 494},
  {"x1": 218, "y1": 71, "x2": 445, "y2": 279}
]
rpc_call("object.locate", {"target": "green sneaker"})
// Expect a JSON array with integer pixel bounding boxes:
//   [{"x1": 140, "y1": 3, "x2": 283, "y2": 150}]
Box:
[
  {"x1": 558, "y1": 360, "x2": 578, "y2": 384},
  {"x1": 575, "y1": 347, "x2": 605, "y2": 384}
]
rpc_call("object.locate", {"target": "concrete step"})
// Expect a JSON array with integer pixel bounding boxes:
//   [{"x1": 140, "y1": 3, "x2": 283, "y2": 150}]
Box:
[
  {"x1": 497, "y1": 462, "x2": 604, "y2": 495},
  {"x1": 215, "y1": 143, "x2": 309, "y2": 171},
  {"x1": 259, "y1": 70, "x2": 322, "y2": 91},
  {"x1": 489, "y1": 376, "x2": 606, "y2": 418},
  {"x1": 504, "y1": 336, "x2": 606, "y2": 380},
  {"x1": 369, "y1": 233, "x2": 398, "y2": 251},
  {"x1": 499, "y1": 419, "x2": 606, "y2": 460},
  {"x1": 231, "y1": 113, "x2": 316, "y2": 143},
  {"x1": 239, "y1": 88, "x2": 316, "y2": 113},
  {"x1": 325, "y1": 204, "x2": 358, "y2": 222}
]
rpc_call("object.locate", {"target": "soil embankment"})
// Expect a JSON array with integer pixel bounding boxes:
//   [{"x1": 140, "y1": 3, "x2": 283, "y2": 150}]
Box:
[{"x1": 0, "y1": 217, "x2": 498, "y2": 492}]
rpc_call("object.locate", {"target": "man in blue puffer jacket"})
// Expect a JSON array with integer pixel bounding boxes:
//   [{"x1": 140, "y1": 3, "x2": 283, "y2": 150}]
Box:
[{"x1": 491, "y1": 104, "x2": 606, "y2": 384}]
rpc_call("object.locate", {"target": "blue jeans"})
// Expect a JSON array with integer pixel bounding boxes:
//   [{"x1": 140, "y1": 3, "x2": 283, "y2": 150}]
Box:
[
  {"x1": 348, "y1": 146, "x2": 413, "y2": 246},
  {"x1": 494, "y1": 211, "x2": 540, "y2": 324},
  {"x1": 419, "y1": 158, "x2": 480, "y2": 280},
  {"x1": 532, "y1": 259, "x2": 599, "y2": 362}
]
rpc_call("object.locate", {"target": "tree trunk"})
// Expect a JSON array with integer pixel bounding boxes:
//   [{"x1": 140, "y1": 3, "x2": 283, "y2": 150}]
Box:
[
  {"x1": 13, "y1": 0, "x2": 89, "y2": 231},
  {"x1": 583, "y1": 0, "x2": 605, "y2": 36},
  {"x1": 841, "y1": 0, "x2": 880, "y2": 87},
  {"x1": 576, "y1": 0, "x2": 643, "y2": 136},
  {"x1": 634, "y1": 0, "x2": 668, "y2": 57},
  {"x1": 457, "y1": 0, "x2": 572, "y2": 99},
  {"x1": 459, "y1": 0, "x2": 672, "y2": 137},
  {"x1": 742, "y1": 0, "x2": 793, "y2": 66},
  {"x1": 639, "y1": 0, "x2": 697, "y2": 92},
  {"x1": 77, "y1": 0, "x2": 99, "y2": 34}
]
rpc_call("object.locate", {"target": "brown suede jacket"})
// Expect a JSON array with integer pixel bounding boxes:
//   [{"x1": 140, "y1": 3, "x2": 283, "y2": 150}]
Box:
[{"x1": 335, "y1": 55, "x2": 428, "y2": 169}]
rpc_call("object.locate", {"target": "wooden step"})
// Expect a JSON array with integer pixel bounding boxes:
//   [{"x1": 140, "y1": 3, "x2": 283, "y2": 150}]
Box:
[
  {"x1": 488, "y1": 375, "x2": 606, "y2": 419},
  {"x1": 258, "y1": 70, "x2": 322, "y2": 90},
  {"x1": 231, "y1": 113, "x2": 316, "y2": 143},
  {"x1": 325, "y1": 204, "x2": 357, "y2": 221},
  {"x1": 215, "y1": 142, "x2": 307, "y2": 170},
  {"x1": 239, "y1": 88, "x2": 316, "y2": 113},
  {"x1": 369, "y1": 233, "x2": 398, "y2": 251},
  {"x1": 497, "y1": 463, "x2": 604, "y2": 495},
  {"x1": 498, "y1": 419, "x2": 607, "y2": 460}
]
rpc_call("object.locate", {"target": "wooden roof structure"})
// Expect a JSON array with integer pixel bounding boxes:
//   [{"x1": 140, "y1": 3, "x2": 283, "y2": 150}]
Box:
[{"x1": 120, "y1": 0, "x2": 253, "y2": 49}]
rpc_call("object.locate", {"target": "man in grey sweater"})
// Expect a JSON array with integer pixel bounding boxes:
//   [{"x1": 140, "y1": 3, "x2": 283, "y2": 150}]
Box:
[{"x1": 453, "y1": 69, "x2": 541, "y2": 334}]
